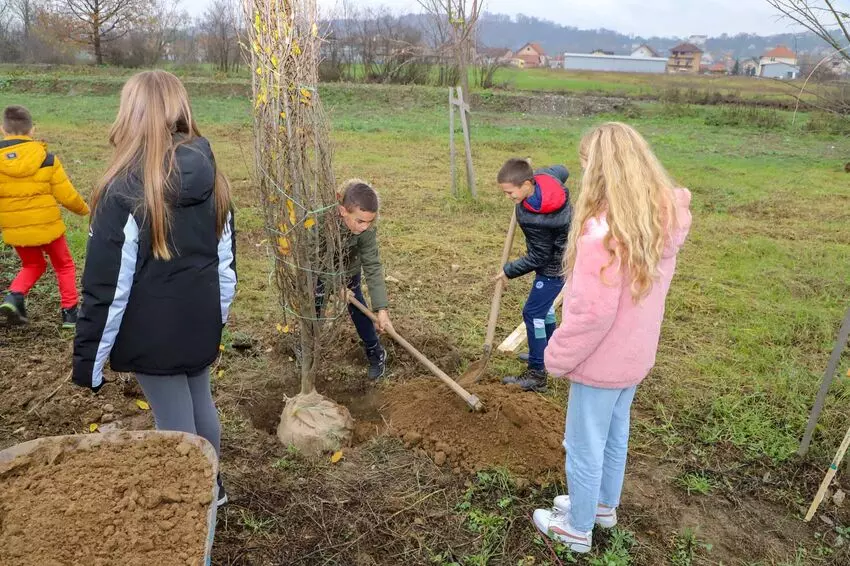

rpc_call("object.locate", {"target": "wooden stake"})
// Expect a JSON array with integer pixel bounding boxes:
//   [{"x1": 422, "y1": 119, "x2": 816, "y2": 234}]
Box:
[
  {"x1": 456, "y1": 86, "x2": 476, "y2": 198},
  {"x1": 799, "y1": 306, "x2": 850, "y2": 456},
  {"x1": 805, "y1": 420, "x2": 850, "y2": 521},
  {"x1": 449, "y1": 88, "x2": 457, "y2": 197}
]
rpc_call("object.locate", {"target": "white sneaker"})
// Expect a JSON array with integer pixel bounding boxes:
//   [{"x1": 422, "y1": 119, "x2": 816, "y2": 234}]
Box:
[
  {"x1": 532, "y1": 508, "x2": 592, "y2": 553},
  {"x1": 552, "y1": 495, "x2": 618, "y2": 529}
]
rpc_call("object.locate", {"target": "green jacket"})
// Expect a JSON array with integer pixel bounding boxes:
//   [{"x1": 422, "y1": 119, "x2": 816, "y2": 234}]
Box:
[{"x1": 344, "y1": 226, "x2": 388, "y2": 311}]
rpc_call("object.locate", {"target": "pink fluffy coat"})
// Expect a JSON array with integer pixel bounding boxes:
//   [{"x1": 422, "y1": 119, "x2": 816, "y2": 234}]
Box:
[{"x1": 544, "y1": 188, "x2": 692, "y2": 389}]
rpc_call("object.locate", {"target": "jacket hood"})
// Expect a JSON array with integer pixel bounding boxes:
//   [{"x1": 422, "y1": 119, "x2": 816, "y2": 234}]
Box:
[
  {"x1": 0, "y1": 138, "x2": 47, "y2": 179},
  {"x1": 663, "y1": 188, "x2": 692, "y2": 258},
  {"x1": 523, "y1": 173, "x2": 568, "y2": 214},
  {"x1": 171, "y1": 136, "x2": 216, "y2": 207}
]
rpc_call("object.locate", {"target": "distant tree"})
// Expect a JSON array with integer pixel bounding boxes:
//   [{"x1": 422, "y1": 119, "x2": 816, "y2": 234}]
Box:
[
  {"x1": 9, "y1": 0, "x2": 38, "y2": 41},
  {"x1": 200, "y1": 0, "x2": 240, "y2": 73},
  {"x1": 60, "y1": 0, "x2": 148, "y2": 64},
  {"x1": 732, "y1": 58, "x2": 741, "y2": 75}
]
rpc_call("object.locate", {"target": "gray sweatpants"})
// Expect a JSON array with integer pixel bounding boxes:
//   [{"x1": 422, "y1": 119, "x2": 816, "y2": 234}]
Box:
[{"x1": 136, "y1": 368, "x2": 221, "y2": 457}]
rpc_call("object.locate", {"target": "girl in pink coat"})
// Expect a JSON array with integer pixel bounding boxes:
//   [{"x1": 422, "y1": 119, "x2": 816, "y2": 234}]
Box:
[{"x1": 533, "y1": 122, "x2": 692, "y2": 553}]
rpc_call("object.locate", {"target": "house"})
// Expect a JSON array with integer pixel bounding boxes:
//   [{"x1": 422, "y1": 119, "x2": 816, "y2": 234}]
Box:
[
  {"x1": 563, "y1": 51, "x2": 668, "y2": 74},
  {"x1": 631, "y1": 44, "x2": 659, "y2": 58},
  {"x1": 549, "y1": 55, "x2": 564, "y2": 69},
  {"x1": 705, "y1": 62, "x2": 728, "y2": 76},
  {"x1": 741, "y1": 57, "x2": 759, "y2": 76},
  {"x1": 515, "y1": 42, "x2": 547, "y2": 68},
  {"x1": 478, "y1": 47, "x2": 512, "y2": 65},
  {"x1": 759, "y1": 45, "x2": 797, "y2": 68},
  {"x1": 667, "y1": 42, "x2": 703, "y2": 74},
  {"x1": 759, "y1": 61, "x2": 800, "y2": 79}
]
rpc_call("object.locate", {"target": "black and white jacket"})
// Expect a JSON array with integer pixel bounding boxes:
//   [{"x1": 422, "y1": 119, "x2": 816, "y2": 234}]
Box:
[{"x1": 73, "y1": 136, "x2": 237, "y2": 390}]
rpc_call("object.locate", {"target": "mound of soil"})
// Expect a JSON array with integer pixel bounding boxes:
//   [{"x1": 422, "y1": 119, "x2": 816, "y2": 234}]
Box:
[
  {"x1": 0, "y1": 434, "x2": 215, "y2": 566},
  {"x1": 384, "y1": 379, "x2": 566, "y2": 478}
]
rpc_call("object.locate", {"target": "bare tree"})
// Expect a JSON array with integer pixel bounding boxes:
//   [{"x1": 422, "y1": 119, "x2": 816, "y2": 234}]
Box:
[
  {"x1": 766, "y1": 1, "x2": 850, "y2": 62},
  {"x1": 60, "y1": 0, "x2": 147, "y2": 64},
  {"x1": 200, "y1": 0, "x2": 239, "y2": 72},
  {"x1": 767, "y1": 1, "x2": 850, "y2": 116},
  {"x1": 417, "y1": 0, "x2": 484, "y2": 100},
  {"x1": 9, "y1": 0, "x2": 38, "y2": 41},
  {"x1": 148, "y1": 0, "x2": 187, "y2": 62}
]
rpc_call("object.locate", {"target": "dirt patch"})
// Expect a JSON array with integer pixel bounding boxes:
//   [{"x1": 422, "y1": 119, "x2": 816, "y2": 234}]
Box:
[
  {"x1": 0, "y1": 434, "x2": 215, "y2": 566},
  {"x1": 384, "y1": 379, "x2": 565, "y2": 478}
]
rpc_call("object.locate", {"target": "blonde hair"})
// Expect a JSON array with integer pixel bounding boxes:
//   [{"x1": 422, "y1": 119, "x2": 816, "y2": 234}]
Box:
[
  {"x1": 92, "y1": 70, "x2": 232, "y2": 260},
  {"x1": 566, "y1": 122, "x2": 678, "y2": 302}
]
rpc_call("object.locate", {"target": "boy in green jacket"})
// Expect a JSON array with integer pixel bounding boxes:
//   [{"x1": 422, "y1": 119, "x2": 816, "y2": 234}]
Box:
[{"x1": 334, "y1": 179, "x2": 393, "y2": 379}]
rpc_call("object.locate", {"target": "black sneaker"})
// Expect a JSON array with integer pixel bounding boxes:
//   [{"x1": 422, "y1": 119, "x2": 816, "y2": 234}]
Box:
[
  {"x1": 502, "y1": 368, "x2": 548, "y2": 392},
  {"x1": 365, "y1": 344, "x2": 387, "y2": 380},
  {"x1": 217, "y1": 475, "x2": 228, "y2": 507},
  {"x1": 61, "y1": 305, "x2": 78, "y2": 329},
  {"x1": 0, "y1": 292, "x2": 28, "y2": 325}
]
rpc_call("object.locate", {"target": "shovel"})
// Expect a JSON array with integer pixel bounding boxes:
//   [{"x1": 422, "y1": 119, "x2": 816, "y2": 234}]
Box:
[
  {"x1": 458, "y1": 209, "x2": 518, "y2": 386},
  {"x1": 347, "y1": 293, "x2": 484, "y2": 412}
]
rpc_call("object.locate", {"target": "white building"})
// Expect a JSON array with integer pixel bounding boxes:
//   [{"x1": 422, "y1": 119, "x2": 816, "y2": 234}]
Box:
[
  {"x1": 758, "y1": 45, "x2": 797, "y2": 75},
  {"x1": 759, "y1": 61, "x2": 800, "y2": 79},
  {"x1": 631, "y1": 44, "x2": 660, "y2": 58},
  {"x1": 563, "y1": 51, "x2": 668, "y2": 74}
]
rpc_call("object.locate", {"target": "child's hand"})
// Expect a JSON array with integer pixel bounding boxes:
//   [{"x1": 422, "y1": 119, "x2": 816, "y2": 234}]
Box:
[
  {"x1": 376, "y1": 309, "x2": 393, "y2": 334},
  {"x1": 493, "y1": 270, "x2": 509, "y2": 288}
]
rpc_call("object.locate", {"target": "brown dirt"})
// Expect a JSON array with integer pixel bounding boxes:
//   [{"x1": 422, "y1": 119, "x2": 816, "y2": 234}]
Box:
[
  {"x1": 384, "y1": 379, "x2": 566, "y2": 478},
  {"x1": 0, "y1": 434, "x2": 215, "y2": 566}
]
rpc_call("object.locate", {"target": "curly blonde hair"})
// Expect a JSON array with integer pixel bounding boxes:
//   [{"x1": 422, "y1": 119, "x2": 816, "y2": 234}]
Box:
[{"x1": 566, "y1": 122, "x2": 679, "y2": 302}]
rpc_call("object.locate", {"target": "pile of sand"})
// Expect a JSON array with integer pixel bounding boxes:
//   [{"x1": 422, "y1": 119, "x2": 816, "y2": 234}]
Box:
[
  {"x1": 384, "y1": 379, "x2": 567, "y2": 478},
  {"x1": 0, "y1": 435, "x2": 215, "y2": 566}
]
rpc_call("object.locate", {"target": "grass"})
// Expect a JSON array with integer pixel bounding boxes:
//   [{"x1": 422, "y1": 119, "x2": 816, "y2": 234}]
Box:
[{"x1": 1, "y1": 73, "x2": 849, "y2": 564}]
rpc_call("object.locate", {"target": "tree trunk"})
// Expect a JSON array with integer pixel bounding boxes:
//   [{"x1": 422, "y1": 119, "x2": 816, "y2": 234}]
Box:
[{"x1": 94, "y1": 30, "x2": 103, "y2": 65}]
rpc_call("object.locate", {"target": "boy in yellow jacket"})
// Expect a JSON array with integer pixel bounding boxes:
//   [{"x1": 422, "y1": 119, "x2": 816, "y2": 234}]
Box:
[{"x1": 0, "y1": 105, "x2": 89, "y2": 328}]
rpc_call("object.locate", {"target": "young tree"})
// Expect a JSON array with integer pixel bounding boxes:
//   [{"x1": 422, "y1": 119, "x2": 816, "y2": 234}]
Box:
[
  {"x1": 732, "y1": 58, "x2": 741, "y2": 75},
  {"x1": 417, "y1": 0, "x2": 484, "y2": 100},
  {"x1": 245, "y1": 0, "x2": 353, "y2": 455},
  {"x1": 60, "y1": 0, "x2": 148, "y2": 64}
]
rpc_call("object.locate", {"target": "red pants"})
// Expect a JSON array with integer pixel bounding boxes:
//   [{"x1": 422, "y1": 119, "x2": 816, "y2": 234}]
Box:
[{"x1": 10, "y1": 235, "x2": 79, "y2": 309}]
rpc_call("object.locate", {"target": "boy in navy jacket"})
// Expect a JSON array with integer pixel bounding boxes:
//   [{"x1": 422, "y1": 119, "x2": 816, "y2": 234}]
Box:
[{"x1": 495, "y1": 158, "x2": 572, "y2": 392}]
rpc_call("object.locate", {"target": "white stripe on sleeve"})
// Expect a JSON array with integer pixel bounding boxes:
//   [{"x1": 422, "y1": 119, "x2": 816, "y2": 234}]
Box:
[{"x1": 218, "y1": 212, "x2": 237, "y2": 324}]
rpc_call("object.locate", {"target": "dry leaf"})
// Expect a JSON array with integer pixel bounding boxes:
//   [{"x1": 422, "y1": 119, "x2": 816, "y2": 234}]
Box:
[
  {"x1": 218, "y1": 370, "x2": 225, "y2": 378},
  {"x1": 276, "y1": 323, "x2": 284, "y2": 333},
  {"x1": 331, "y1": 451, "x2": 343, "y2": 464},
  {"x1": 277, "y1": 236, "x2": 291, "y2": 255},
  {"x1": 311, "y1": 22, "x2": 319, "y2": 37},
  {"x1": 300, "y1": 88, "x2": 312, "y2": 99},
  {"x1": 287, "y1": 199, "x2": 297, "y2": 225},
  {"x1": 304, "y1": 217, "x2": 316, "y2": 229},
  {"x1": 219, "y1": 344, "x2": 226, "y2": 352},
  {"x1": 136, "y1": 400, "x2": 150, "y2": 411},
  {"x1": 89, "y1": 423, "x2": 99, "y2": 433}
]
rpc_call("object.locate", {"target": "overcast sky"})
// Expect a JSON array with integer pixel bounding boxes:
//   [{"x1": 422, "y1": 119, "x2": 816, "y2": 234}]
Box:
[{"x1": 184, "y1": 0, "x2": 803, "y2": 38}]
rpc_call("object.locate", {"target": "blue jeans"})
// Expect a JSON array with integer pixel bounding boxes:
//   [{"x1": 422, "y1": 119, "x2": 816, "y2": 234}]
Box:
[
  {"x1": 315, "y1": 274, "x2": 380, "y2": 351},
  {"x1": 564, "y1": 382, "x2": 637, "y2": 532},
  {"x1": 524, "y1": 275, "x2": 564, "y2": 370}
]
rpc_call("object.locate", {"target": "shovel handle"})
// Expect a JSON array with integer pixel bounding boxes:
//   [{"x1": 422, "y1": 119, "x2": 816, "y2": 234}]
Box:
[
  {"x1": 346, "y1": 293, "x2": 484, "y2": 412},
  {"x1": 484, "y1": 209, "x2": 519, "y2": 349}
]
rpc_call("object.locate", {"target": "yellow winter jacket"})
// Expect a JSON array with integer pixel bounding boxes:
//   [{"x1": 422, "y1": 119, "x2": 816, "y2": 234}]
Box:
[{"x1": 0, "y1": 136, "x2": 89, "y2": 247}]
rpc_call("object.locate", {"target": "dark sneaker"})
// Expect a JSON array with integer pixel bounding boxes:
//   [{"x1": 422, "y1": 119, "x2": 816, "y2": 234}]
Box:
[
  {"x1": 0, "y1": 292, "x2": 28, "y2": 325},
  {"x1": 217, "y1": 475, "x2": 228, "y2": 507},
  {"x1": 365, "y1": 344, "x2": 387, "y2": 380},
  {"x1": 502, "y1": 368, "x2": 548, "y2": 392},
  {"x1": 61, "y1": 305, "x2": 79, "y2": 329}
]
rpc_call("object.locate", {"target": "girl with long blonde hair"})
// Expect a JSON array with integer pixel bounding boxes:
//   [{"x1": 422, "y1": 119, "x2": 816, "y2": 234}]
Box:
[
  {"x1": 73, "y1": 71, "x2": 236, "y2": 506},
  {"x1": 534, "y1": 122, "x2": 692, "y2": 553}
]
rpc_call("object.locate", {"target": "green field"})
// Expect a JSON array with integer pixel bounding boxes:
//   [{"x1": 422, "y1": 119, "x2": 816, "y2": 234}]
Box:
[{"x1": 1, "y1": 72, "x2": 849, "y2": 565}]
